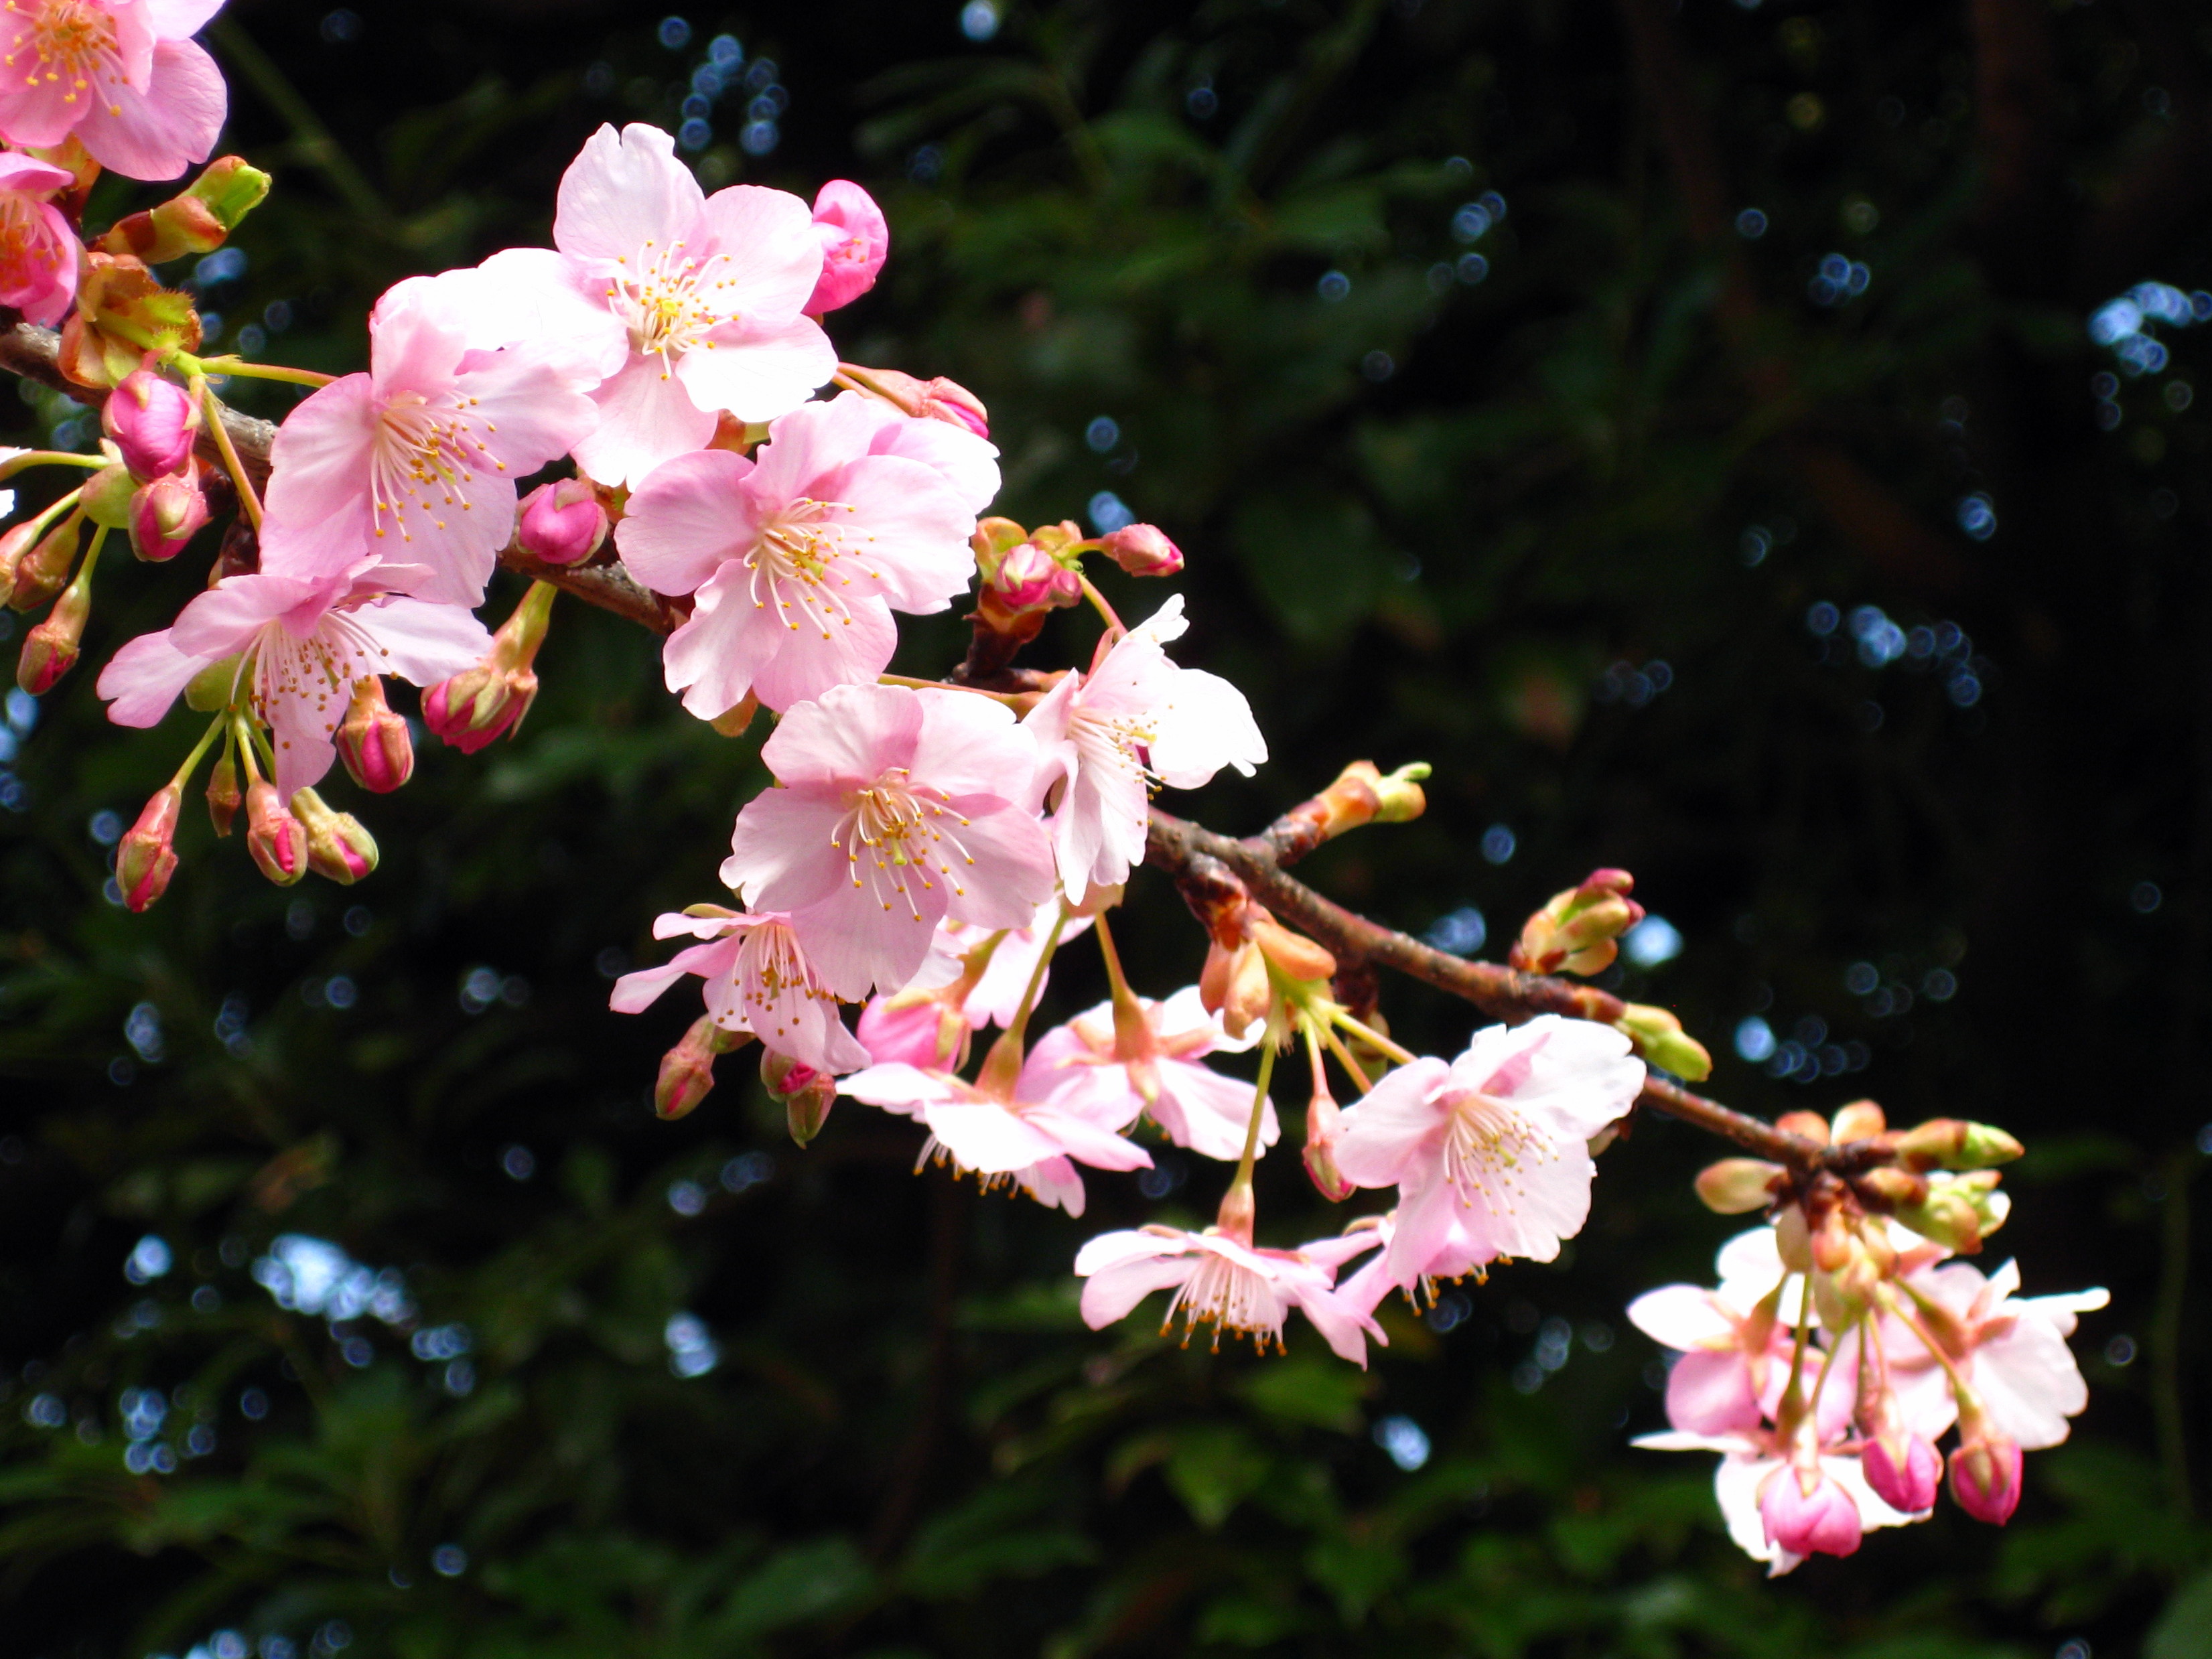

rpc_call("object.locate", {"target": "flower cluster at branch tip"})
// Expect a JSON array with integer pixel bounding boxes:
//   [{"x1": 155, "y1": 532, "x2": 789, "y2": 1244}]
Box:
[{"x1": 0, "y1": 32, "x2": 2081, "y2": 1574}]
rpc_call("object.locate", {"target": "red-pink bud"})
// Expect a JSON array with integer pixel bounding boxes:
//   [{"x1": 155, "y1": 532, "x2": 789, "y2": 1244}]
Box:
[
  {"x1": 115, "y1": 784, "x2": 182, "y2": 912},
  {"x1": 0, "y1": 519, "x2": 38, "y2": 594},
  {"x1": 1948, "y1": 1432, "x2": 2023, "y2": 1524},
  {"x1": 422, "y1": 666, "x2": 537, "y2": 754},
  {"x1": 515, "y1": 478, "x2": 608, "y2": 567},
  {"x1": 336, "y1": 676, "x2": 413, "y2": 792},
  {"x1": 9, "y1": 515, "x2": 79, "y2": 611},
  {"x1": 1758, "y1": 1463, "x2": 1863, "y2": 1559},
  {"x1": 1861, "y1": 1431, "x2": 1941, "y2": 1514},
  {"x1": 656, "y1": 1014, "x2": 751, "y2": 1120},
  {"x1": 1099, "y1": 522, "x2": 1184, "y2": 577},
  {"x1": 762, "y1": 1048, "x2": 836, "y2": 1145},
  {"x1": 290, "y1": 787, "x2": 378, "y2": 885},
  {"x1": 16, "y1": 567, "x2": 91, "y2": 694},
  {"x1": 102, "y1": 368, "x2": 198, "y2": 480},
  {"x1": 806, "y1": 179, "x2": 889, "y2": 314},
  {"x1": 128, "y1": 468, "x2": 210, "y2": 561},
  {"x1": 243, "y1": 780, "x2": 307, "y2": 886},
  {"x1": 990, "y1": 539, "x2": 1082, "y2": 611},
  {"x1": 839, "y1": 363, "x2": 989, "y2": 437}
]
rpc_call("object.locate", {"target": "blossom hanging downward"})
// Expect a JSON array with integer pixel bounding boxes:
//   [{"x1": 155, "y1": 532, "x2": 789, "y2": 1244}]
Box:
[
  {"x1": 1024, "y1": 985, "x2": 1280, "y2": 1161},
  {"x1": 0, "y1": 0, "x2": 226, "y2": 182},
  {"x1": 1075, "y1": 1224, "x2": 1385, "y2": 1366},
  {"x1": 721, "y1": 682, "x2": 1056, "y2": 999},
  {"x1": 610, "y1": 906, "x2": 868, "y2": 1078},
  {"x1": 1023, "y1": 595, "x2": 1266, "y2": 897},
  {"x1": 260, "y1": 271, "x2": 601, "y2": 605},
  {"x1": 1332, "y1": 1015, "x2": 1643, "y2": 1295},
  {"x1": 616, "y1": 394, "x2": 980, "y2": 716},
  {"x1": 96, "y1": 558, "x2": 491, "y2": 798},
  {"x1": 525, "y1": 122, "x2": 834, "y2": 486},
  {"x1": 856, "y1": 904, "x2": 1091, "y2": 1070}
]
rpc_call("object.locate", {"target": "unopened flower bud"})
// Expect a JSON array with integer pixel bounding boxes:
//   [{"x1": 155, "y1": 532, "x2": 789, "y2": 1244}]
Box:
[
  {"x1": 1695, "y1": 1157, "x2": 1785, "y2": 1214},
  {"x1": 205, "y1": 749, "x2": 240, "y2": 835},
  {"x1": 289, "y1": 787, "x2": 378, "y2": 884},
  {"x1": 1776, "y1": 1110, "x2": 1831, "y2": 1145},
  {"x1": 1512, "y1": 869, "x2": 1647, "y2": 977},
  {"x1": 1300, "y1": 760, "x2": 1433, "y2": 844},
  {"x1": 96, "y1": 155, "x2": 271, "y2": 264},
  {"x1": 1302, "y1": 1093, "x2": 1355, "y2": 1201},
  {"x1": 1829, "y1": 1100, "x2": 1886, "y2": 1143},
  {"x1": 129, "y1": 467, "x2": 210, "y2": 561},
  {"x1": 1758, "y1": 1462, "x2": 1862, "y2": 1559},
  {"x1": 656, "y1": 1014, "x2": 748, "y2": 1121},
  {"x1": 1099, "y1": 522, "x2": 1184, "y2": 577},
  {"x1": 762, "y1": 1048, "x2": 836, "y2": 1145},
  {"x1": 1249, "y1": 912, "x2": 1337, "y2": 985},
  {"x1": 1948, "y1": 1423, "x2": 2023, "y2": 1524},
  {"x1": 244, "y1": 780, "x2": 306, "y2": 885},
  {"x1": 1613, "y1": 1002, "x2": 1712, "y2": 1081},
  {"x1": 1852, "y1": 1165, "x2": 1930, "y2": 1211},
  {"x1": 841, "y1": 363, "x2": 990, "y2": 437},
  {"x1": 16, "y1": 597, "x2": 84, "y2": 693},
  {"x1": 1862, "y1": 1430, "x2": 1941, "y2": 1515},
  {"x1": 81, "y1": 462, "x2": 137, "y2": 530},
  {"x1": 9, "y1": 514, "x2": 80, "y2": 611},
  {"x1": 0, "y1": 519, "x2": 39, "y2": 593},
  {"x1": 806, "y1": 180, "x2": 890, "y2": 314},
  {"x1": 336, "y1": 677, "x2": 413, "y2": 792},
  {"x1": 102, "y1": 368, "x2": 198, "y2": 480},
  {"x1": 1894, "y1": 1117, "x2": 2024, "y2": 1172},
  {"x1": 115, "y1": 783, "x2": 182, "y2": 912},
  {"x1": 989, "y1": 538, "x2": 1083, "y2": 611},
  {"x1": 516, "y1": 478, "x2": 608, "y2": 567},
  {"x1": 1199, "y1": 938, "x2": 1274, "y2": 1041},
  {"x1": 1891, "y1": 1171, "x2": 2008, "y2": 1254},
  {"x1": 423, "y1": 581, "x2": 553, "y2": 753}
]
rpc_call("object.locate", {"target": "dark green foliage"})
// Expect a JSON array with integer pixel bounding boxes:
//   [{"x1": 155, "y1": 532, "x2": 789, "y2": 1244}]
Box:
[{"x1": 0, "y1": 1, "x2": 2207, "y2": 1654}]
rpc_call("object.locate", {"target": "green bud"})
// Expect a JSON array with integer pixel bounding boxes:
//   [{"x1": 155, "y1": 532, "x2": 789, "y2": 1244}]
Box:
[
  {"x1": 1695, "y1": 1157, "x2": 1785, "y2": 1214},
  {"x1": 1894, "y1": 1118, "x2": 2024, "y2": 1172},
  {"x1": 1614, "y1": 1002, "x2": 1713, "y2": 1082}
]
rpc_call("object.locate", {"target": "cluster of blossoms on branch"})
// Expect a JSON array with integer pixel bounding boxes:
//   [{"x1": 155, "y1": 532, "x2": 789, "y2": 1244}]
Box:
[{"x1": 0, "y1": 8, "x2": 2105, "y2": 1574}]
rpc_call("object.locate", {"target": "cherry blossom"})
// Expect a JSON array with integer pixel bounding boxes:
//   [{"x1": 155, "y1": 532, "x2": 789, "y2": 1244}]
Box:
[
  {"x1": 1023, "y1": 985, "x2": 1279, "y2": 1161},
  {"x1": 720, "y1": 681, "x2": 1057, "y2": 999},
  {"x1": 0, "y1": 151, "x2": 79, "y2": 327},
  {"x1": 532, "y1": 122, "x2": 833, "y2": 487},
  {"x1": 0, "y1": 0, "x2": 226, "y2": 182},
  {"x1": 1330, "y1": 1015, "x2": 1643, "y2": 1294},
  {"x1": 1075, "y1": 1224, "x2": 1385, "y2": 1366},
  {"x1": 96, "y1": 558, "x2": 490, "y2": 798},
  {"x1": 615, "y1": 394, "x2": 979, "y2": 716},
  {"x1": 1022, "y1": 596, "x2": 1265, "y2": 897},
  {"x1": 1633, "y1": 1425, "x2": 1921, "y2": 1576},
  {"x1": 855, "y1": 904, "x2": 1091, "y2": 1070},
  {"x1": 1879, "y1": 1256, "x2": 2107, "y2": 1450},
  {"x1": 839, "y1": 1058, "x2": 1152, "y2": 1216},
  {"x1": 1627, "y1": 1226, "x2": 1803, "y2": 1436},
  {"x1": 611, "y1": 907, "x2": 868, "y2": 1078},
  {"x1": 260, "y1": 271, "x2": 601, "y2": 605}
]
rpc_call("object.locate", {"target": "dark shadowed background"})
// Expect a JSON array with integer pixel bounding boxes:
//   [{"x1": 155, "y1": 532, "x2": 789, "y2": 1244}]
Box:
[{"x1": 0, "y1": 1, "x2": 2207, "y2": 1654}]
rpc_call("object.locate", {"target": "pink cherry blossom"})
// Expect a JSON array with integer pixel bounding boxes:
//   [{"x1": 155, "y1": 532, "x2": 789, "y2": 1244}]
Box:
[
  {"x1": 1022, "y1": 985, "x2": 1279, "y2": 1161},
  {"x1": 839, "y1": 1059, "x2": 1151, "y2": 1216},
  {"x1": 855, "y1": 903, "x2": 1091, "y2": 1068},
  {"x1": 1022, "y1": 596, "x2": 1265, "y2": 897},
  {"x1": 527, "y1": 123, "x2": 834, "y2": 486},
  {"x1": 805, "y1": 179, "x2": 888, "y2": 314},
  {"x1": 0, "y1": 1, "x2": 225, "y2": 182},
  {"x1": 610, "y1": 908, "x2": 868, "y2": 1077},
  {"x1": 615, "y1": 395, "x2": 979, "y2": 716},
  {"x1": 1330, "y1": 1015, "x2": 1643, "y2": 1294},
  {"x1": 1628, "y1": 1227, "x2": 1800, "y2": 1437},
  {"x1": 96, "y1": 559, "x2": 490, "y2": 798},
  {"x1": 0, "y1": 151, "x2": 79, "y2": 327},
  {"x1": 720, "y1": 681, "x2": 1057, "y2": 999},
  {"x1": 1878, "y1": 1256, "x2": 2107, "y2": 1449},
  {"x1": 1633, "y1": 1426, "x2": 1919, "y2": 1576},
  {"x1": 1075, "y1": 1224, "x2": 1385, "y2": 1366},
  {"x1": 1757, "y1": 1459, "x2": 1864, "y2": 1561},
  {"x1": 259, "y1": 271, "x2": 601, "y2": 606}
]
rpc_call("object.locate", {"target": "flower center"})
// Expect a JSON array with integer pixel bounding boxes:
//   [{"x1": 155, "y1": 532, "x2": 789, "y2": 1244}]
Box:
[
  {"x1": 734, "y1": 920, "x2": 837, "y2": 1044},
  {"x1": 4, "y1": 0, "x2": 123, "y2": 111},
  {"x1": 602, "y1": 238, "x2": 736, "y2": 372},
  {"x1": 252, "y1": 608, "x2": 389, "y2": 749},
  {"x1": 0, "y1": 190, "x2": 50, "y2": 283},
  {"x1": 831, "y1": 770, "x2": 977, "y2": 919},
  {"x1": 1068, "y1": 703, "x2": 1158, "y2": 790},
  {"x1": 369, "y1": 391, "x2": 501, "y2": 543},
  {"x1": 1165, "y1": 1247, "x2": 1285, "y2": 1352},
  {"x1": 1438, "y1": 1088, "x2": 1553, "y2": 1215},
  {"x1": 746, "y1": 498, "x2": 878, "y2": 639}
]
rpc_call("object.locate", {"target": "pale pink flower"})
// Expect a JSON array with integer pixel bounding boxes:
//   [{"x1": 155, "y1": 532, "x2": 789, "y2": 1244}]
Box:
[
  {"x1": 0, "y1": 0, "x2": 225, "y2": 182},
  {"x1": 1022, "y1": 595, "x2": 1265, "y2": 897},
  {"x1": 0, "y1": 151, "x2": 78, "y2": 326},
  {"x1": 721, "y1": 681, "x2": 1056, "y2": 999},
  {"x1": 1633, "y1": 1426, "x2": 1920, "y2": 1576},
  {"x1": 839, "y1": 1059, "x2": 1151, "y2": 1216},
  {"x1": 533, "y1": 123, "x2": 833, "y2": 486},
  {"x1": 1075, "y1": 1224, "x2": 1385, "y2": 1366},
  {"x1": 610, "y1": 908, "x2": 868, "y2": 1077},
  {"x1": 1022, "y1": 985, "x2": 1278, "y2": 1161},
  {"x1": 855, "y1": 902, "x2": 1091, "y2": 1068},
  {"x1": 805, "y1": 179, "x2": 888, "y2": 313},
  {"x1": 615, "y1": 395, "x2": 978, "y2": 716},
  {"x1": 259, "y1": 271, "x2": 601, "y2": 606},
  {"x1": 1331, "y1": 1015, "x2": 1643, "y2": 1293},
  {"x1": 1628, "y1": 1226, "x2": 1801, "y2": 1437},
  {"x1": 832, "y1": 388, "x2": 999, "y2": 515},
  {"x1": 1879, "y1": 1257, "x2": 2107, "y2": 1450},
  {"x1": 96, "y1": 559, "x2": 490, "y2": 798}
]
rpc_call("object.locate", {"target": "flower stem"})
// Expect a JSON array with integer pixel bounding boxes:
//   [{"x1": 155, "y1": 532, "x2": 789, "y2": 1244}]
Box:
[
  {"x1": 974, "y1": 902, "x2": 1070, "y2": 1096},
  {"x1": 191, "y1": 356, "x2": 337, "y2": 389},
  {"x1": 195, "y1": 378, "x2": 262, "y2": 530},
  {"x1": 169, "y1": 710, "x2": 228, "y2": 790},
  {"x1": 1232, "y1": 1034, "x2": 1280, "y2": 1189},
  {"x1": 1077, "y1": 575, "x2": 1124, "y2": 637},
  {"x1": 1328, "y1": 1006, "x2": 1418, "y2": 1066},
  {"x1": 876, "y1": 672, "x2": 1028, "y2": 709},
  {"x1": 1316, "y1": 1019, "x2": 1375, "y2": 1095}
]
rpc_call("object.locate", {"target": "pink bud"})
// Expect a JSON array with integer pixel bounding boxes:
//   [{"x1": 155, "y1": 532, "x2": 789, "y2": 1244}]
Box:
[
  {"x1": 115, "y1": 783, "x2": 182, "y2": 912},
  {"x1": 991, "y1": 540, "x2": 1082, "y2": 611},
  {"x1": 1099, "y1": 522, "x2": 1184, "y2": 577},
  {"x1": 9, "y1": 516, "x2": 78, "y2": 612},
  {"x1": 761, "y1": 1048, "x2": 836, "y2": 1145},
  {"x1": 15, "y1": 612, "x2": 76, "y2": 694},
  {"x1": 1302, "y1": 1094, "x2": 1355, "y2": 1201},
  {"x1": 1861, "y1": 1432, "x2": 1941, "y2": 1514},
  {"x1": 243, "y1": 780, "x2": 307, "y2": 887},
  {"x1": 423, "y1": 664, "x2": 538, "y2": 754},
  {"x1": 1758, "y1": 1463, "x2": 1863, "y2": 1559},
  {"x1": 1948, "y1": 1433, "x2": 2023, "y2": 1524},
  {"x1": 807, "y1": 179, "x2": 889, "y2": 314},
  {"x1": 290, "y1": 787, "x2": 378, "y2": 885},
  {"x1": 102, "y1": 368, "x2": 198, "y2": 480},
  {"x1": 657, "y1": 1014, "x2": 734, "y2": 1121},
  {"x1": 129, "y1": 469, "x2": 210, "y2": 561},
  {"x1": 916, "y1": 376, "x2": 988, "y2": 437},
  {"x1": 516, "y1": 478, "x2": 608, "y2": 567},
  {"x1": 336, "y1": 676, "x2": 413, "y2": 793}
]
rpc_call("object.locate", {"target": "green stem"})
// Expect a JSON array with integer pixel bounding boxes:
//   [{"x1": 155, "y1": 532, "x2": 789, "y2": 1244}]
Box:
[
  {"x1": 1328, "y1": 1005, "x2": 1418, "y2": 1066},
  {"x1": 169, "y1": 711, "x2": 228, "y2": 791},
  {"x1": 974, "y1": 902, "x2": 1070, "y2": 1096},
  {"x1": 0, "y1": 450, "x2": 107, "y2": 482},
  {"x1": 190, "y1": 356, "x2": 338, "y2": 390},
  {"x1": 1316, "y1": 1019, "x2": 1374, "y2": 1095},
  {"x1": 194, "y1": 378, "x2": 261, "y2": 529},
  {"x1": 1232, "y1": 1035, "x2": 1280, "y2": 1190},
  {"x1": 1077, "y1": 575, "x2": 1125, "y2": 637}
]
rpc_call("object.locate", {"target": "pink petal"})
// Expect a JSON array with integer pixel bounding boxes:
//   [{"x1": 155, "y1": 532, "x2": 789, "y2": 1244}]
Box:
[
  {"x1": 721, "y1": 785, "x2": 849, "y2": 914},
  {"x1": 553, "y1": 123, "x2": 704, "y2": 265},
  {"x1": 96, "y1": 628, "x2": 208, "y2": 727},
  {"x1": 616, "y1": 447, "x2": 761, "y2": 597},
  {"x1": 74, "y1": 35, "x2": 223, "y2": 181},
  {"x1": 674, "y1": 311, "x2": 836, "y2": 423},
  {"x1": 1080, "y1": 1254, "x2": 1195, "y2": 1328},
  {"x1": 696, "y1": 182, "x2": 825, "y2": 319},
  {"x1": 351, "y1": 597, "x2": 494, "y2": 686},
  {"x1": 571, "y1": 355, "x2": 719, "y2": 490},
  {"x1": 922, "y1": 1098, "x2": 1066, "y2": 1174},
  {"x1": 1627, "y1": 1285, "x2": 1737, "y2": 1350},
  {"x1": 758, "y1": 680, "x2": 921, "y2": 786},
  {"x1": 1665, "y1": 1350, "x2": 1765, "y2": 1435},
  {"x1": 1330, "y1": 1058, "x2": 1451, "y2": 1187}
]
